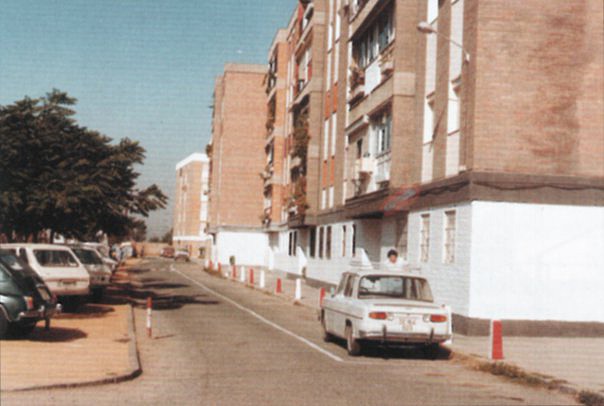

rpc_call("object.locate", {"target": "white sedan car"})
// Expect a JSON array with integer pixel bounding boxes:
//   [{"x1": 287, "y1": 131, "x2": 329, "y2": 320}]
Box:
[{"x1": 321, "y1": 270, "x2": 452, "y2": 357}]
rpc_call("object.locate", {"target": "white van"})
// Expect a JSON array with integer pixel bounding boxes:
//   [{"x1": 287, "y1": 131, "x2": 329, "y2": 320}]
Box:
[{"x1": 0, "y1": 244, "x2": 90, "y2": 298}]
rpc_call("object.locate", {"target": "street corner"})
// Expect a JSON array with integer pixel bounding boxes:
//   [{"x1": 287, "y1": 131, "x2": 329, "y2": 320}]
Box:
[{"x1": 0, "y1": 302, "x2": 140, "y2": 392}]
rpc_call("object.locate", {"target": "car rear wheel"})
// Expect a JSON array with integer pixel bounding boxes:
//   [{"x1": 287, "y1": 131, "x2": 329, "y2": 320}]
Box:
[
  {"x1": 423, "y1": 343, "x2": 441, "y2": 360},
  {"x1": 345, "y1": 325, "x2": 362, "y2": 356},
  {"x1": 91, "y1": 287, "x2": 104, "y2": 302},
  {"x1": 0, "y1": 309, "x2": 8, "y2": 339},
  {"x1": 61, "y1": 296, "x2": 82, "y2": 312}
]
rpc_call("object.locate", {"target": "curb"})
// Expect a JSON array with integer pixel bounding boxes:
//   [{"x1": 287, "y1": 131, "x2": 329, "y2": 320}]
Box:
[
  {"x1": 2, "y1": 304, "x2": 142, "y2": 393},
  {"x1": 452, "y1": 351, "x2": 604, "y2": 406}
]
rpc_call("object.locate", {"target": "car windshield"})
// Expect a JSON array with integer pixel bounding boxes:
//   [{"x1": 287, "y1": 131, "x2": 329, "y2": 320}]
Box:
[
  {"x1": 358, "y1": 275, "x2": 434, "y2": 302},
  {"x1": 34, "y1": 250, "x2": 79, "y2": 267},
  {"x1": 71, "y1": 248, "x2": 103, "y2": 265}
]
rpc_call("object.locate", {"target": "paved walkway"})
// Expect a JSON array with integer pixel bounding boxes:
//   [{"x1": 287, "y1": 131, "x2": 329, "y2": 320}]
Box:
[
  {"x1": 0, "y1": 270, "x2": 137, "y2": 391},
  {"x1": 210, "y1": 263, "x2": 604, "y2": 396}
]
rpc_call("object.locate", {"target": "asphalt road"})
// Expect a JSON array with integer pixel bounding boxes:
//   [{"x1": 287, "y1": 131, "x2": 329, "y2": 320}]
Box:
[{"x1": 1, "y1": 258, "x2": 578, "y2": 405}]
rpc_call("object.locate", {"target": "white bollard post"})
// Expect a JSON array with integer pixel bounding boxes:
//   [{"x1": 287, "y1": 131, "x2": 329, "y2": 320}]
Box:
[
  {"x1": 295, "y1": 278, "x2": 302, "y2": 301},
  {"x1": 260, "y1": 270, "x2": 266, "y2": 289},
  {"x1": 240, "y1": 266, "x2": 246, "y2": 283}
]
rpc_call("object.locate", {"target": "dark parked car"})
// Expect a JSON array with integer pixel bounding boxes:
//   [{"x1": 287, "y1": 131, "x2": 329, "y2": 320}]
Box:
[
  {"x1": 160, "y1": 247, "x2": 175, "y2": 258},
  {"x1": 0, "y1": 249, "x2": 60, "y2": 338}
]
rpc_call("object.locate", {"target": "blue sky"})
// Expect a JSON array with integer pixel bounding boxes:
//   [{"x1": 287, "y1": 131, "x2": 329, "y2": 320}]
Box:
[{"x1": 0, "y1": 0, "x2": 294, "y2": 237}]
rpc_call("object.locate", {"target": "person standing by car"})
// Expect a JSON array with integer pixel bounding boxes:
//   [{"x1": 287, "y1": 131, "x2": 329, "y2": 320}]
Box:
[{"x1": 383, "y1": 249, "x2": 406, "y2": 271}]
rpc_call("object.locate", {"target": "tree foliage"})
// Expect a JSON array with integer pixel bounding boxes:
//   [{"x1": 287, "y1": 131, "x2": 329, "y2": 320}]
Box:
[{"x1": 0, "y1": 89, "x2": 167, "y2": 241}]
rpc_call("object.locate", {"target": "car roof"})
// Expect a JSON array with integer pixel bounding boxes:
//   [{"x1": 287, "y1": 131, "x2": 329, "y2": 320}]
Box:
[{"x1": 0, "y1": 243, "x2": 74, "y2": 251}]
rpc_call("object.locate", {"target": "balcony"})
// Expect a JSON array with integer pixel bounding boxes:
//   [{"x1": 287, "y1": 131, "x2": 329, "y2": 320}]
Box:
[
  {"x1": 355, "y1": 156, "x2": 375, "y2": 175},
  {"x1": 374, "y1": 152, "x2": 391, "y2": 184}
]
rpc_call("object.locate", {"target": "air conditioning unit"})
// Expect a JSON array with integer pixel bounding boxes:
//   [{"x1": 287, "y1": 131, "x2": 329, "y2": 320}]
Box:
[{"x1": 356, "y1": 157, "x2": 374, "y2": 174}]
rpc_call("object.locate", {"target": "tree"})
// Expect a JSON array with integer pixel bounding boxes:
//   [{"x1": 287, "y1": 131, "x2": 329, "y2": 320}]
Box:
[
  {"x1": 0, "y1": 89, "x2": 167, "y2": 241},
  {"x1": 161, "y1": 228, "x2": 173, "y2": 244}
]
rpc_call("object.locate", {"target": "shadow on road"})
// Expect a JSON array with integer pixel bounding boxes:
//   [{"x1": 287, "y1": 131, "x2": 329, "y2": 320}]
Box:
[
  {"x1": 100, "y1": 265, "x2": 221, "y2": 311},
  {"x1": 330, "y1": 338, "x2": 452, "y2": 361},
  {"x1": 56, "y1": 304, "x2": 115, "y2": 320},
  {"x1": 25, "y1": 326, "x2": 88, "y2": 342}
]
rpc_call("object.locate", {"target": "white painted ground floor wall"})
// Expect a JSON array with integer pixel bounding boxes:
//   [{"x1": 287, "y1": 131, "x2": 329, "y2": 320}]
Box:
[
  {"x1": 467, "y1": 202, "x2": 604, "y2": 322},
  {"x1": 214, "y1": 230, "x2": 268, "y2": 267},
  {"x1": 271, "y1": 201, "x2": 604, "y2": 322}
]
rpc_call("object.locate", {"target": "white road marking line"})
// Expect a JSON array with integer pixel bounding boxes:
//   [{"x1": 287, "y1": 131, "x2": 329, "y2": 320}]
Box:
[{"x1": 173, "y1": 268, "x2": 344, "y2": 363}]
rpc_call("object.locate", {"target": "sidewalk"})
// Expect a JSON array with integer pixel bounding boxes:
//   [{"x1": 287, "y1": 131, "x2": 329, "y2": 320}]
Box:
[
  {"x1": 0, "y1": 270, "x2": 140, "y2": 391},
  {"x1": 210, "y1": 263, "x2": 604, "y2": 399}
]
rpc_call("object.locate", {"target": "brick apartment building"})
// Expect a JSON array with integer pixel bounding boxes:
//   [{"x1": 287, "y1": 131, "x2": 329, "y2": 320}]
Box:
[
  {"x1": 172, "y1": 153, "x2": 211, "y2": 257},
  {"x1": 207, "y1": 63, "x2": 268, "y2": 266},
  {"x1": 211, "y1": 0, "x2": 604, "y2": 325}
]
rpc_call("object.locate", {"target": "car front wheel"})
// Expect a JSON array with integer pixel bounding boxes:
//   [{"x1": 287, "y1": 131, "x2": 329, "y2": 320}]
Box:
[
  {"x1": 345, "y1": 325, "x2": 362, "y2": 356},
  {"x1": 11, "y1": 321, "x2": 37, "y2": 336}
]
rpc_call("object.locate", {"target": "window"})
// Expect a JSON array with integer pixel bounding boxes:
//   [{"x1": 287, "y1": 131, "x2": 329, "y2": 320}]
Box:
[
  {"x1": 356, "y1": 138, "x2": 363, "y2": 159},
  {"x1": 326, "y1": 226, "x2": 332, "y2": 259},
  {"x1": 0, "y1": 265, "x2": 9, "y2": 282},
  {"x1": 34, "y1": 250, "x2": 78, "y2": 267},
  {"x1": 358, "y1": 276, "x2": 433, "y2": 302},
  {"x1": 323, "y1": 118, "x2": 330, "y2": 160},
  {"x1": 321, "y1": 188, "x2": 327, "y2": 210},
  {"x1": 395, "y1": 214, "x2": 408, "y2": 261},
  {"x1": 334, "y1": 44, "x2": 339, "y2": 82},
  {"x1": 319, "y1": 227, "x2": 325, "y2": 258},
  {"x1": 352, "y1": 224, "x2": 357, "y2": 256},
  {"x1": 288, "y1": 231, "x2": 298, "y2": 256},
  {"x1": 335, "y1": 0, "x2": 341, "y2": 41},
  {"x1": 309, "y1": 227, "x2": 317, "y2": 258},
  {"x1": 374, "y1": 111, "x2": 392, "y2": 154},
  {"x1": 342, "y1": 225, "x2": 347, "y2": 257},
  {"x1": 336, "y1": 274, "x2": 348, "y2": 295},
  {"x1": 328, "y1": 186, "x2": 334, "y2": 208},
  {"x1": 444, "y1": 210, "x2": 456, "y2": 263},
  {"x1": 331, "y1": 113, "x2": 337, "y2": 156},
  {"x1": 325, "y1": 52, "x2": 332, "y2": 90},
  {"x1": 71, "y1": 248, "x2": 103, "y2": 265},
  {"x1": 344, "y1": 274, "x2": 356, "y2": 297},
  {"x1": 420, "y1": 214, "x2": 430, "y2": 262},
  {"x1": 353, "y1": 6, "x2": 394, "y2": 69}
]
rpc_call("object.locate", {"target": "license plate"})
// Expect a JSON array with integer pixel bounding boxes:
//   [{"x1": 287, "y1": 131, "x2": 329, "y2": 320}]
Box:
[
  {"x1": 400, "y1": 317, "x2": 416, "y2": 332},
  {"x1": 61, "y1": 281, "x2": 76, "y2": 286}
]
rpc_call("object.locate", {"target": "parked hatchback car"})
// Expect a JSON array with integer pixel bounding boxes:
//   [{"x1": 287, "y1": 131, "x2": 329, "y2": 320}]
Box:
[
  {"x1": 160, "y1": 246, "x2": 175, "y2": 258},
  {"x1": 0, "y1": 244, "x2": 90, "y2": 310},
  {"x1": 69, "y1": 246, "x2": 112, "y2": 300},
  {"x1": 0, "y1": 250, "x2": 60, "y2": 338},
  {"x1": 174, "y1": 249, "x2": 190, "y2": 262},
  {"x1": 321, "y1": 270, "x2": 452, "y2": 357}
]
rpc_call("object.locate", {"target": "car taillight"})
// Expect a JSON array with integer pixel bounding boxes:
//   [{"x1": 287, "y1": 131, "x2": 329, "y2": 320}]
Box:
[
  {"x1": 430, "y1": 314, "x2": 447, "y2": 323},
  {"x1": 24, "y1": 296, "x2": 34, "y2": 310},
  {"x1": 369, "y1": 312, "x2": 388, "y2": 320}
]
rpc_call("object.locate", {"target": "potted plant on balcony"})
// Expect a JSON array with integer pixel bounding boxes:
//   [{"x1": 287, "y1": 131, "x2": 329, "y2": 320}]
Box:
[
  {"x1": 266, "y1": 115, "x2": 275, "y2": 132},
  {"x1": 287, "y1": 110, "x2": 310, "y2": 216},
  {"x1": 379, "y1": 50, "x2": 394, "y2": 77},
  {"x1": 349, "y1": 60, "x2": 365, "y2": 90}
]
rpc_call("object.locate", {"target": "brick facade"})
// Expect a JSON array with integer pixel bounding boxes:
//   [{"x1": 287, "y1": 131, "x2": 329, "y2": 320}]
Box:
[{"x1": 208, "y1": 64, "x2": 267, "y2": 231}]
